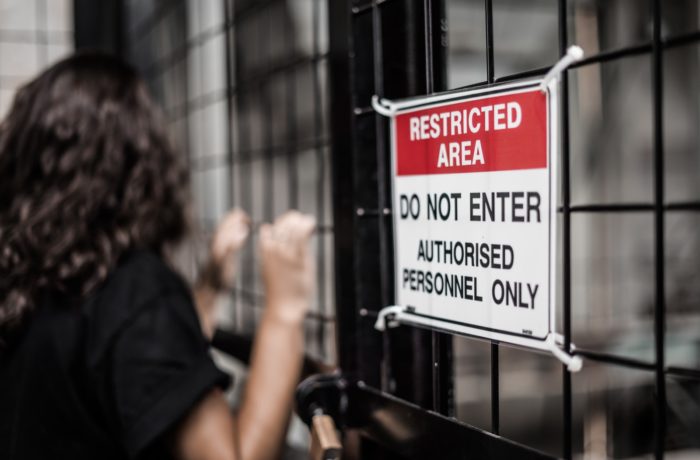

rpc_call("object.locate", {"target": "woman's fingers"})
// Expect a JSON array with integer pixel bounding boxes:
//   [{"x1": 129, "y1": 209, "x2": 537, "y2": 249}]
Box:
[
  {"x1": 212, "y1": 209, "x2": 251, "y2": 262},
  {"x1": 272, "y1": 211, "x2": 316, "y2": 248},
  {"x1": 297, "y1": 214, "x2": 316, "y2": 239},
  {"x1": 222, "y1": 209, "x2": 250, "y2": 245},
  {"x1": 258, "y1": 210, "x2": 316, "y2": 323}
]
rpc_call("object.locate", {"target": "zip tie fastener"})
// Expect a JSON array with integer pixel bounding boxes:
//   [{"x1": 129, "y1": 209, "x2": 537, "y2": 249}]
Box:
[
  {"x1": 540, "y1": 45, "x2": 584, "y2": 93},
  {"x1": 371, "y1": 95, "x2": 397, "y2": 117}
]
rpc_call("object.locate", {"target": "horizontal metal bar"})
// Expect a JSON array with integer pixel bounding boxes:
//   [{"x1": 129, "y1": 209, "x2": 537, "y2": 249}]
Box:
[
  {"x1": 353, "y1": 106, "x2": 375, "y2": 115},
  {"x1": 358, "y1": 308, "x2": 379, "y2": 318},
  {"x1": 232, "y1": 291, "x2": 336, "y2": 322},
  {"x1": 561, "y1": 203, "x2": 654, "y2": 213},
  {"x1": 231, "y1": 53, "x2": 330, "y2": 93},
  {"x1": 232, "y1": 142, "x2": 331, "y2": 165},
  {"x1": 305, "y1": 310, "x2": 337, "y2": 323},
  {"x1": 173, "y1": 89, "x2": 228, "y2": 116},
  {"x1": 196, "y1": 218, "x2": 334, "y2": 236},
  {"x1": 573, "y1": 42, "x2": 651, "y2": 68},
  {"x1": 552, "y1": 201, "x2": 700, "y2": 213},
  {"x1": 469, "y1": 31, "x2": 700, "y2": 90},
  {"x1": 187, "y1": 154, "x2": 229, "y2": 171},
  {"x1": 351, "y1": 3, "x2": 373, "y2": 15},
  {"x1": 0, "y1": 29, "x2": 72, "y2": 44},
  {"x1": 187, "y1": 139, "x2": 330, "y2": 170},
  {"x1": 664, "y1": 201, "x2": 700, "y2": 211},
  {"x1": 344, "y1": 383, "x2": 557, "y2": 460},
  {"x1": 494, "y1": 65, "x2": 551, "y2": 83},
  {"x1": 353, "y1": 76, "x2": 495, "y2": 111},
  {"x1": 574, "y1": 350, "x2": 700, "y2": 380},
  {"x1": 141, "y1": 42, "x2": 189, "y2": 80},
  {"x1": 354, "y1": 207, "x2": 392, "y2": 217},
  {"x1": 211, "y1": 328, "x2": 253, "y2": 363},
  {"x1": 666, "y1": 366, "x2": 700, "y2": 380},
  {"x1": 497, "y1": 43, "x2": 652, "y2": 86},
  {"x1": 213, "y1": 328, "x2": 333, "y2": 376},
  {"x1": 0, "y1": 75, "x2": 33, "y2": 86},
  {"x1": 573, "y1": 348, "x2": 656, "y2": 371},
  {"x1": 142, "y1": 25, "x2": 227, "y2": 79},
  {"x1": 662, "y1": 29, "x2": 700, "y2": 49}
]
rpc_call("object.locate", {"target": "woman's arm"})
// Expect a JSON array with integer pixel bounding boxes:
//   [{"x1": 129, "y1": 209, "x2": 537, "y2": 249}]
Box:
[{"x1": 176, "y1": 211, "x2": 316, "y2": 460}]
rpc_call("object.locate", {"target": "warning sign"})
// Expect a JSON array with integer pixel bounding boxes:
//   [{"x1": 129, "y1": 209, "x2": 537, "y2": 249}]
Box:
[{"x1": 390, "y1": 81, "x2": 558, "y2": 350}]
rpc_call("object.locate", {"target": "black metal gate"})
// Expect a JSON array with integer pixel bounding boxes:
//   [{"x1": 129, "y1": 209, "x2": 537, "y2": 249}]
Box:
[
  {"x1": 325, "y1": 1, "x2": 700, "y2": 459},
  {"x1": 113, "y1": 0, "x2": 700, "y2": 458}
]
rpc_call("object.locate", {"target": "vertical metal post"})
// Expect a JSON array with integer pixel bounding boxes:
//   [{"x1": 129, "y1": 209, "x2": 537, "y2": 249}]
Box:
[
  {"x1": 181, "y1": 1, "x2": 196, "y2": 277},
  {"x1": 233, "y1": 1, "x2": 255, "y2": 331},
  {"x1": 558, "y1": 0, "x2": 573, "y2": 458},
  {"x1": 371, "y1": 2, "x2": 390, "y2": 315},
  {"x1": 422, "y1": 0, "x2": 444, "y2": 415},
  {"x1": 285, "y1": 10, "x2": 299, "y2": 210},
  {"x1": 37, "y1": 0, "x2": 48, "y2": 66},
  {"x1": 313, "y1": 0, "x2": 327, "y2": 356},
  {"x1": 261, "y1": 9, "x2": 274, "y2": 224},
  {"x1": 484, "y1": 0, "x2": 499, "y2": 435},
  {"x1": 223, "y1": 0, "x2": 236, "y2": 210},
  {"x1": 371, "y1": 0, "x2": 395, "y2": 393},
  {"x1": 423, "y1": 0, "x2": 435, "y2": 94},
  {"x1": 329, "y1": 0, "x2": 360, "y2": 378},
  {"x1": 222, "y1": 0, "x2": 239, "y2": 321},
  {"x1": 420, "y1": 0, "x2": 452, "y2": 417},
  {"x1": 74, "y1": 0, "x2": 124, "y2": 55},
  {"x1": 485, "y1": 0, "x2": 494, "y2": 83},
  {"x1": 651, "y1": 0, "x2": 666, "y2": 458}
]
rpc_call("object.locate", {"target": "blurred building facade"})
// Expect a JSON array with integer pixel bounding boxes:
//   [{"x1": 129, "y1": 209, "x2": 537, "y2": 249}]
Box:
[{"x1": 0, "y1": 0, "x2": 73, "y2": 118}]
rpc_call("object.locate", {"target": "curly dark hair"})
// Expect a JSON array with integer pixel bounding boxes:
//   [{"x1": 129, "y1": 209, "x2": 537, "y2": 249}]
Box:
[{"x1": 0, "y1": 53, "x2": 189, "y2": 344}]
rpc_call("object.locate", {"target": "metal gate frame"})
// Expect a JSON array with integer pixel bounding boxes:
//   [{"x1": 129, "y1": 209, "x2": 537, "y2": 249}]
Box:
[{"x1": 328, "y1": 1, "x2": 700, "y2": 459}]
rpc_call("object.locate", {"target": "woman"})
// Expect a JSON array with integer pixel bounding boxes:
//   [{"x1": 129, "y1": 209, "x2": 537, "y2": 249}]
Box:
[{"x1": 0, "y1": 53, "x2": 315, "y2": 460}]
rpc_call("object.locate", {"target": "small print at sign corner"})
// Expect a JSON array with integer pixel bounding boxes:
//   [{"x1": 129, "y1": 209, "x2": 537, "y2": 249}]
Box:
[{"x1": 390, "y1": 80, "x2": 558, "y2": 351}]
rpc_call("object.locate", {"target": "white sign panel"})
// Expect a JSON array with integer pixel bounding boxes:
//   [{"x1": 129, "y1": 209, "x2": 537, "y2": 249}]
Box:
[{"x1": 390, "y1": 80, "x2": 558, "y2": 350}]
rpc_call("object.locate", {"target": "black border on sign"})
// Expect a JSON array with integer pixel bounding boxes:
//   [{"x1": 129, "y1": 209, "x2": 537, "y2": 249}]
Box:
[{"x1": 389, "y1": 81, "x2": 554, "y2": 344}]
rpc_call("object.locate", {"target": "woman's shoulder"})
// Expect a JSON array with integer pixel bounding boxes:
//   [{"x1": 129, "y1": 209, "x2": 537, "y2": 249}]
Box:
[
  {"x1": 82, "y1": 250, "x2": 194, "y2": 359},
  {"x1": 97, "y1": 250, "x2": 188, "y2": 303}
]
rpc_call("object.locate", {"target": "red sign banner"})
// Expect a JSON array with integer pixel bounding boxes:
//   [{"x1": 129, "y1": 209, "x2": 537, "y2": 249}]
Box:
[{"x1": 394, "y1": 89, "x2": 547, "y2": 176}]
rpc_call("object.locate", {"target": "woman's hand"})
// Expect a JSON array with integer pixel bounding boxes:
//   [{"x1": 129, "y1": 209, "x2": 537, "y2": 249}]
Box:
[
  {"x1": 195, "y1": 209, "x2": 250, "y2": 338},
  {"x1": 200, "y1": 209, "x2": 250, "y2": 291},
  {"x1": 210, "y1": 208, "x2": 251, "y2": 289},
  {"x1": 181, "y1": 211, "x2": 316, "y2": 459},
  {"x1": 259, "y1": 211, "x2": 316, "y2": 324}
]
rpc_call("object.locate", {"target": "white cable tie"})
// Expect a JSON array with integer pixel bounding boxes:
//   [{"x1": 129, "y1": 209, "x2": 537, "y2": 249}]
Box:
[
  {"x1": 540, "y1": 45, "x2": 584, "y2": 93},
  {"x1": 545, "y1": 334, "x2": 583, "y2": 372},
  {"x1": 552, "y1": 332, "x2": 577, "y2": 351},
  {"x1": 374, "y1": 305, "x2": 406, "y2": 331},
  {"x1": 371, "y1": 95, "x2": 396, "y2": 117}
]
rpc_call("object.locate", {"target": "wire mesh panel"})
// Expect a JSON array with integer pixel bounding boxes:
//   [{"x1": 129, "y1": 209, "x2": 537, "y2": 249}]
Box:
[
  {"x1": 123, "y1": 0, "x2": 336, "y2": 365},
  {"x1": 331, "y1": 0, "x2": 700, "y2": 458},
  {"x1": 225, "y1": 0, "x2": 333, "y2": 360}
]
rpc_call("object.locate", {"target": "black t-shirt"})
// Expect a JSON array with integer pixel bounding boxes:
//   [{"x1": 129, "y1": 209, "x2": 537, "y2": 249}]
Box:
[{"x1": 0, "y1": 250, "x2": 230, "y2": 460}]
